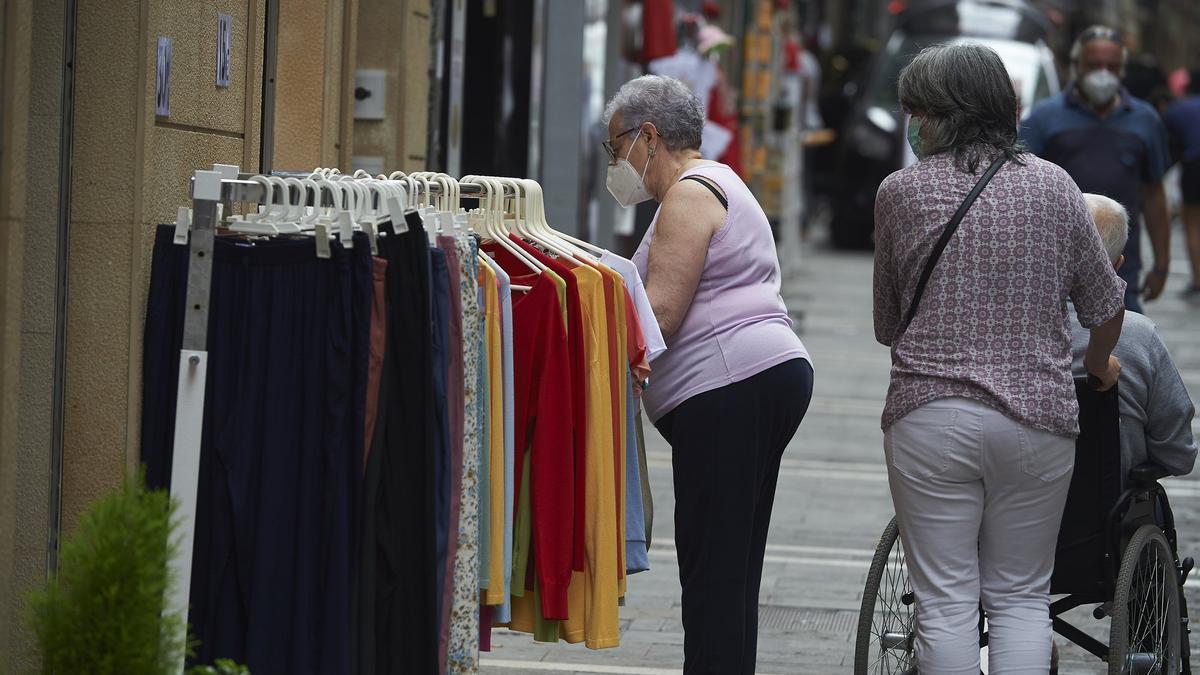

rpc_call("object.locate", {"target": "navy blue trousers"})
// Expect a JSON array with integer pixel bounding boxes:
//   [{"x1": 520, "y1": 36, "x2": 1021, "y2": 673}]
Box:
[{"x1": 142, "y1": 226, "x2": 371, "y2": 674}]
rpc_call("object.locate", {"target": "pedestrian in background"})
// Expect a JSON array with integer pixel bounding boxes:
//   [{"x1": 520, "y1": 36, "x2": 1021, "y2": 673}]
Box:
[
  {"x1": 1021, "y1": 26, "x2": 1173, "y2": 313},
  {"x1": 1163, "y1": 69, "x2": 1200, "y2": 296},
  {"x1": 603, "y1": 74, "x2": 814, "y2": 674},
  {"x1": 873, "y1": 43, "x2": 1126, "y2": 673}
]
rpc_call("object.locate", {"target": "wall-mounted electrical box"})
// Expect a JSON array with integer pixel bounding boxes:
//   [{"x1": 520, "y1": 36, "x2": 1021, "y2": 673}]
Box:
[{"x1": 354, "y1": 69, "x2": 386, "y2": 120}]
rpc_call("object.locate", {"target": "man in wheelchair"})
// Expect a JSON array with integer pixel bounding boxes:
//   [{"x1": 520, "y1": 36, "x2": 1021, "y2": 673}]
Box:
[{"x1": 1071, "y1": 193, "x2": 1198, "y2": 481}]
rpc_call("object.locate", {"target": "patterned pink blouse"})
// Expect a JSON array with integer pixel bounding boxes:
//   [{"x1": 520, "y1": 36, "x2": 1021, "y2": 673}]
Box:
[{"x1": 873, "y1": 153, "x2": 1126, "y2": 437}]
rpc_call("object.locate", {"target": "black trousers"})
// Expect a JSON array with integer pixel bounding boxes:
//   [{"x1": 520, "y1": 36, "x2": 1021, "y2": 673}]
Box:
[
  {"x1": 142, "y1": 226, "x2": 371, "y2": 673},
  {"x1": 655, "y1": 358, "x2": 814, "y2": 675},
  {"x1": 357, "y1": 213, "x2": 439, "y2": 674}
]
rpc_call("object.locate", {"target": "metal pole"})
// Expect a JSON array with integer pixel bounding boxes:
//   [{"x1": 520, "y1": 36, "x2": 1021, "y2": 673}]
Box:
[
  {"x1": 445, "y1": 0, "x2": 465, "y2": 176},
  {"x1": 537, "y1": 0, "x2": 585, "y2": 235},
  {"x1": 48, "y1": 0, "x2": 78, "y2": 578},
  {"x1": 259, "y1": 0, "x2": 279, "y2": 173},
  {"x1": 527, "y1": 0, "x2": 547, "y2": 181},
  {"x1": 165, "y1": 170, "x2": 221, "y2": 674}
]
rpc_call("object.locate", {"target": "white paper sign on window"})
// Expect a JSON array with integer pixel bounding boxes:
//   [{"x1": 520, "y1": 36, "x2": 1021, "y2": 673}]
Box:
[
  {"x1": 155, "y1": 36, "x2": 172, "y2": 117},
  {"x1": 216, "y1": 13, "x2": 232, "y2": 87}
]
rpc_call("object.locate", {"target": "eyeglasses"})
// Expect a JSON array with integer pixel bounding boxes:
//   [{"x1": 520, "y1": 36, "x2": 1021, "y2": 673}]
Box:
[{"x1": 602, "y1": 127, "x2": 639, "y2": 162}]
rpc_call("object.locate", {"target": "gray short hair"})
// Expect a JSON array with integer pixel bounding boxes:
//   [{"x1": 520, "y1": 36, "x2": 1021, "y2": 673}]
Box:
[
  {"x1": 898, "y1": 43, "x2": 1026, "y2": 173},
  {"x1": 602, "y1": 75, "x2": 705, "y2": 152},
  {"x1": 1069, "y1": 25, "x2": 1127, "y2": 75},
  {"x1": 1082, "y1": 193, "x2": 1129, "y2": 264}
]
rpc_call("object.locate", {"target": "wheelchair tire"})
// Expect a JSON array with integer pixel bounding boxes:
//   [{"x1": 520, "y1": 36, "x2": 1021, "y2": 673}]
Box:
[
  {"x1": 1109, "y1": 525, "x2": 1183, "y2": 675},
  {"x1": 854, "y1": 516, "x2": 917, "y2": 675}
]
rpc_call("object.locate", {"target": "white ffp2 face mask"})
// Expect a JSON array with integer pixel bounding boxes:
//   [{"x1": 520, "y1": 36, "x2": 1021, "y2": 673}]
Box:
[
  {"x1": 1080, "y1": 69, "x2": 1120, "y2": 107},
  {"x1": 606, "y1": 130, "x2": 653, "y2": 208}
]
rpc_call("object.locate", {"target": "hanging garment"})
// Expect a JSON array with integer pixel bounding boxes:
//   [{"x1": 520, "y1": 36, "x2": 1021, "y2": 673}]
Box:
[
  {"x1": 635, "y1": 410, "x2": 653, "y2": 549},
  {"x1": 503, "y1": 237, "x2": 620, "y2": 649},
  {"x1": 481, "y1": 242, "x2": 576, "y2": 619},
  {"x1": 479, "y1": 261, "x2": 507, "y2": 606},
  {"x1": 599, "y1": 251, "x2": 666, "y2": 363},
  {"x1": 641, "y1": 0, "x2": 678, "y2": 63},
  {"x1": 364, "y1": 257, "x2": 389, "y2": 471},
  {"x1": 141, "y1": 225, "x2": 371, "y2": 674},
  {"x1": 435, "y1": 235, "x2": 466, "y2": 674},
  {"x1": 594, "y1": 264, "x2": 628, "y2": 594},
  {"x1": 623, "y1": 373, "x2": 649, "y2": 574},
  {"x1": 429, "y1": 246, "x2": 453, "y2": 633},
  {"x1": 479, "y1": 254, "x2": 517, "y2": 624},
  {"x1": 476, "y1": 264, "x2": 492, "y2": 598},
  {"x1": 615, "y1": 283, "x2": 650, "y2": 573},
  {"x1": 366, "y1": 213, "x2": 440, "y2": 674},
  {"x1": 446, "y1": 233, "x2": 483, "y2": 673}
]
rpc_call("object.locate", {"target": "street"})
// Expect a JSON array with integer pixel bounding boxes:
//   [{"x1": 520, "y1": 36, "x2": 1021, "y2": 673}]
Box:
[{"x1": 481, "y1": 222, "x2": 1200, "y2": 675}]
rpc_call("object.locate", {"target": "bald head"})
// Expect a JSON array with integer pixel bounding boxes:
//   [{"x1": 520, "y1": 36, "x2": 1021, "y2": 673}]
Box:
[{"x1": 1082, "y1": 193, "x2": 1129, "y2": 264}]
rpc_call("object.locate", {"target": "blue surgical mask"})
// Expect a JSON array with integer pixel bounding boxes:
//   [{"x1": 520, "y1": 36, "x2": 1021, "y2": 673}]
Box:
[{"x1": 907, "y1": 116, "x2": 924, "y2": 157}]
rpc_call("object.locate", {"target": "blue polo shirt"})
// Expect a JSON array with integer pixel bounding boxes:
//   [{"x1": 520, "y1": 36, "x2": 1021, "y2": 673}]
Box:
[
  {"x1": 1164, "y1": 96, "x2": 1200, "y2": 164},
  {"x1": 1020, "y1": 85, "x2": 1170, "y2": 274}
]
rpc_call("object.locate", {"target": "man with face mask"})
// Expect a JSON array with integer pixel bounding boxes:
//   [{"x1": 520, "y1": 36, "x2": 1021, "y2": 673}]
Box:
[{"x1": 1021, "y1": 26, "x2": 1172, "y2": 313}]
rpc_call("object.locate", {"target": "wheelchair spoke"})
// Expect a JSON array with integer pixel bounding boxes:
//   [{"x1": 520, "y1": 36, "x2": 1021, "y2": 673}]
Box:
[
  {"x1": 867, "y1": 537, "x2": 915, "y2": 673},
  {"x1": 1117, "y1": 530, "x2": 1180, "y2": 675}
]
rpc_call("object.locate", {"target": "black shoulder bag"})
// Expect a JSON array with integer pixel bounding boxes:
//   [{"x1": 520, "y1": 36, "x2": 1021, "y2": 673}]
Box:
[{"x1": 899, "y1": 156, "x2": 1007, "y2": 332}]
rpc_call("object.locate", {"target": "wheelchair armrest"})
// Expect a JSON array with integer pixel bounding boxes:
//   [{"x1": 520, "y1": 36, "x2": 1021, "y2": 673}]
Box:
[{"x1": 1130, "y1": 462, "x2": 1169, "y2": 487}]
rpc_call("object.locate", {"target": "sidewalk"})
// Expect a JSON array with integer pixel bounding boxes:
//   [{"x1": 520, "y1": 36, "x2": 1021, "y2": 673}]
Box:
[{"x1": 481, "y1": 226, "x2": 1200, "y2": 674}]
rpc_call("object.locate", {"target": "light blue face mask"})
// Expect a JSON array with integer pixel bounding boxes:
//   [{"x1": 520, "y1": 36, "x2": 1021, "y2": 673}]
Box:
[{"x1": 907, "y1": 116, "x2": 924, "y2": 157}]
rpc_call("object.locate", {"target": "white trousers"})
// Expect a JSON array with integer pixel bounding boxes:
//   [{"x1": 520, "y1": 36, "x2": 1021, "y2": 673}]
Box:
[{"x1": 885, "y1": 397, "x2": 1074, "y2": 675}]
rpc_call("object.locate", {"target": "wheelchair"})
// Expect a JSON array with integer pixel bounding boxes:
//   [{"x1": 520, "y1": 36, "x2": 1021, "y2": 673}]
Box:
[{"x1": 854, "y1": 380, "x2": 1195, "y2": 675}]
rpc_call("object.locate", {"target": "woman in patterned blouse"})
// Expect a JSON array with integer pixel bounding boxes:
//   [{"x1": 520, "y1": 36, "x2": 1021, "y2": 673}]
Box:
[{"x1": 872, "y1": 43, "x2": 1126, "y2": 673}]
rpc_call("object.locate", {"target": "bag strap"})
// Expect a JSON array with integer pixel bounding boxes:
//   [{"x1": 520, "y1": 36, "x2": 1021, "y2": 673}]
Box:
[
  {"x1": 680, "y1": 174, "x2": 728, "y2": 210},
  {"x1": 900, "y1": 156, "x2": 1007, "y2": 333}
]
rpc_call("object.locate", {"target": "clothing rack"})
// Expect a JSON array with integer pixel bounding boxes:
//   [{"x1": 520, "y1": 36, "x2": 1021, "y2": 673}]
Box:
[{"x1": 166, "y1": 167, "x2": 520, "y2": 673}]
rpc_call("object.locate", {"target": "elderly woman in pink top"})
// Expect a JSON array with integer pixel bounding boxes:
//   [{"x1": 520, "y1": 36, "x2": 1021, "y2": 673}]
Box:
[
  {"x1": 873, "y1": 44, "x2": 1126, "y2": 673},
  {"x1": 603, "y1": 74, "x2": 813, "y2": 674}
]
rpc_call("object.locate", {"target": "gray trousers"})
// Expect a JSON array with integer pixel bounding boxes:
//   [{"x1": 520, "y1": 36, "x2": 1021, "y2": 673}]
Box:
[{"x1": 885, "y1": 397, "x2": 1074, "y2": 675}]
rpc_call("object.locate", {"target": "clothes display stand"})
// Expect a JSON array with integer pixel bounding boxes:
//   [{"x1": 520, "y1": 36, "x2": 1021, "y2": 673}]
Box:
[{"x1": 155, "y1": 166, "x2": 660, "y2": 674}]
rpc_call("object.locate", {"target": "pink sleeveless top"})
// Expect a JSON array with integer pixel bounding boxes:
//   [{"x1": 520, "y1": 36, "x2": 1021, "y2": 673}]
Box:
[{"x1": 632, "y1": 163, "x2": 810, "y2": 421}]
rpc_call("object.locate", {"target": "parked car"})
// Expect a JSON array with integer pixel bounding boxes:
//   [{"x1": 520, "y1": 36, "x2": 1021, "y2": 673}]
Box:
[{"x1": 830, "y1": 0, "x2": 1059, "y2": 248}]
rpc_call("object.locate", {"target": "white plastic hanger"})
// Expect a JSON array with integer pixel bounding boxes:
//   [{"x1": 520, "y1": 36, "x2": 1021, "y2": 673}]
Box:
[
  {"x1": 326, "y1": 177, "x2": 355, "y2": 249},
  {"x1": 228, "y1": 175, "x2": 285, "y2": 235},
  {"x1": 259, "y1": 175, "x2": 303, "y2": 234},
  {"x1": 275, "y1": 177, "x2": 307, "y2": 232},
  {"x1": 510, "y1": 178, "x2": 584, "y2": 265},
  {"x1": 528, "y1": 176, "x2": 604, "y2": 257},
  {"x1": 465, "y1": 177, "x2": 543, "y2": 274},
  {"x1": 310, "y1": 177, "x2": 353, "y2": 256}
]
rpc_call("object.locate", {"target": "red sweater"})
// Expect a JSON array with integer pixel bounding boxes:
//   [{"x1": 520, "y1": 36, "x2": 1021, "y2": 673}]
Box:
[
  {"x1": 506, "y1": 236, "x2": 589, "y2": 574},
  {"x1": 482, "y1": 243, "x2": 575, "y2": 619}
]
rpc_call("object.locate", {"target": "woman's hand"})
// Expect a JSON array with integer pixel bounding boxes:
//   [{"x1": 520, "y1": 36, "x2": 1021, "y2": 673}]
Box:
[{"x1": 1085, "y1": 354, "x2": 1121, "y2": 391}]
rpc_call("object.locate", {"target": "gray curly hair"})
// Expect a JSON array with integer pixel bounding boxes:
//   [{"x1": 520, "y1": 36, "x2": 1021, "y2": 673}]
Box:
[{"x1": 602, "y1": 75, "x2": 705, "y2": 152}]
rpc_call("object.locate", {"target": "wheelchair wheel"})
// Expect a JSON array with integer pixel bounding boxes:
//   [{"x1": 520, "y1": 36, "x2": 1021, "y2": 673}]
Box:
[
  {"x1": 855, "y1": 516, "x2": 916, "y2": 675},
  {"x1": 1109, "y1": 525, "x2": 1182, "y2": 674}
]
